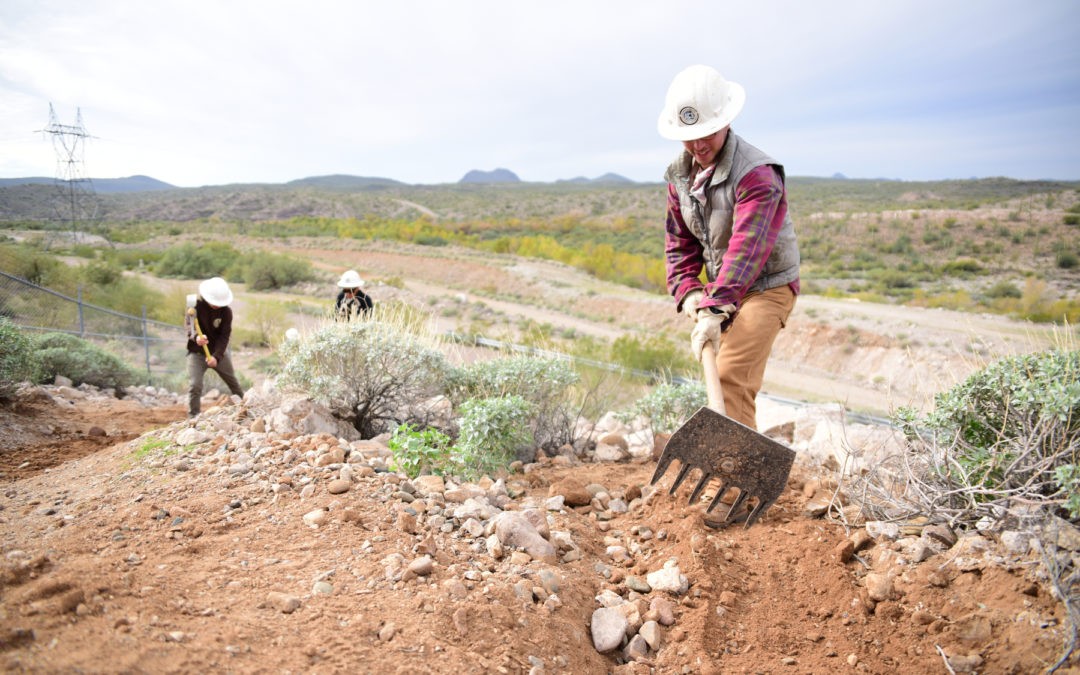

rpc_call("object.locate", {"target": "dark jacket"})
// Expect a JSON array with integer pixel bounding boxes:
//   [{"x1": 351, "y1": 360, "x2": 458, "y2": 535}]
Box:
[
  {"x1": 186, "y1": 298, "x2": 233, "y2": 360},
  {"x1": 335, "y1": 289, "x2": 373, "y2": 320}
]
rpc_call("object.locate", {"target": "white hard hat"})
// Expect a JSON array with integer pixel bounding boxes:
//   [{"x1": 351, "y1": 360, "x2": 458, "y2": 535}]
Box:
[
  {"x1": 198, "y1": 277, "x2": 233, "y2": 306},
  {"x1": 337, "y1": 270, "x2": 365, "y2": 288},
  {"x1": 657, "y1": 65, "x2": 746, "y2": 141}
]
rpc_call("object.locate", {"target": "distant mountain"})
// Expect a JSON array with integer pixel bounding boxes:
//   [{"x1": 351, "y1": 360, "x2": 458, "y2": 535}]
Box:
[
  {"x1": 459, "y1": 168, "x2": 520, "y2": 184},
  {"x1": 286, "y1": 174, "x2": 406, "y2": 190},
  {"x1": 556, "y1": 173, "x2": 635, "y2": 185},
  {"x1": 0, "y1": 177, "x2": 53, "y2": 189},
  {"x1": 0, "y1": 175, "x2": 175, "y2": 193}
]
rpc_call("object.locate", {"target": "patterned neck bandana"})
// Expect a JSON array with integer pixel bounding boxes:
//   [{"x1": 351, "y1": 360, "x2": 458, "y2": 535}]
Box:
[{"x1": 690, "y1": 163, "x2": 716, "y2": 205}]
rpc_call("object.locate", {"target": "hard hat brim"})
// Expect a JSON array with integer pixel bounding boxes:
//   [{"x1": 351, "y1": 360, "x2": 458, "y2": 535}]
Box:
[{"x1": 657, "y1": 82, "x2": 745, "y2": 141}]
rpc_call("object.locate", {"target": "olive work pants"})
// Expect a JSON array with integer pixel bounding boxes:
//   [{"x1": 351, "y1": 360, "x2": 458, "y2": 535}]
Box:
[
  {"x1": 187, "y1": 351, "x2": 244, "y2": 417},
  {"x1": 713, "y1": 285, "x2": 797, "y2": 430}
]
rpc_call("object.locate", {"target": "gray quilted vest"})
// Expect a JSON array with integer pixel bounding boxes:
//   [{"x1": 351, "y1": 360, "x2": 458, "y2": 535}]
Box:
[{"x1": 663, "y1": 132, "x2": 800, "y2": 294}]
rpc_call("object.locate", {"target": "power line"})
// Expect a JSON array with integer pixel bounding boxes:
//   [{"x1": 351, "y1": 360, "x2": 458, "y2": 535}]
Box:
[{"x1": 38, "y1": 103, "x2": 102, "y2": 244}]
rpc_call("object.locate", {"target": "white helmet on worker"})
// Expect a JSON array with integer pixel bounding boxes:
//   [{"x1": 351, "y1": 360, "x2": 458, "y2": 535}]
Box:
[
  {"x1": 199, "y1": 277, "x2": 233, "y2": 306},
  {"x1": 657, "y1": 65, "x2": 745, "y2": 141},
  {"x1": 337, "y1": 270, "x2": 365, "y2": 288}
]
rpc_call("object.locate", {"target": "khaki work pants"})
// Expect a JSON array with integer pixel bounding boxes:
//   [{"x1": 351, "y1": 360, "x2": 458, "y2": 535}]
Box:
[
  {"x1": 713, "y1": 285, "x2": 796, "y2": 429},
  {"x1": 187, "y1": 351, "x2": 244, "y2": 417}
]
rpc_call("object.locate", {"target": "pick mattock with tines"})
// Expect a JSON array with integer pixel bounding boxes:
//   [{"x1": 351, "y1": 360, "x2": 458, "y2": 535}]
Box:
[{"x1": 650, "y1": 342, "x2": 795, "y2": 527}]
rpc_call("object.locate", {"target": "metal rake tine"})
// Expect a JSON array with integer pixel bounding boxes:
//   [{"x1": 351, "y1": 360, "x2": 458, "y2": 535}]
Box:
[
  {"x1": 668, "y1": 462, "x2": 693, "y2": 495},
  {"x1": 687, "y1": 470, "x2": 713, "y2": 505},
  {"x1": 744, "y1": 495, "x2": 780, "y2": 527},
  {"x1": 724, "y1": 490, "x2": 749, "y2": 522},
  {"x1": 649, "y1": 453, "x2": 675, "y2": 486},
  {"x1": 705, "y1": 482, "x2": 729, "y2": 513}
]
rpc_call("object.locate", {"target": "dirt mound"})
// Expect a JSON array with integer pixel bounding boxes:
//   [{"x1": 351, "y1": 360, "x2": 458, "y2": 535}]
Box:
[{"x1": 0, "y1": 387, "x2": 1074, "y2": 674}]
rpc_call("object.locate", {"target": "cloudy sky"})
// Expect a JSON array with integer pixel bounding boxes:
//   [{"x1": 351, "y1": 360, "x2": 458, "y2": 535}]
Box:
[{"x1": 1, "y1": 0, "x2": 1077, "y2": 187}]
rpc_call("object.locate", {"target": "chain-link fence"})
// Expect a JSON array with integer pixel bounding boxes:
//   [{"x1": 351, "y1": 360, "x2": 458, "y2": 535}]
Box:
[{"x1": 0, "y1": 270, "x2": 187, "y2": 387}]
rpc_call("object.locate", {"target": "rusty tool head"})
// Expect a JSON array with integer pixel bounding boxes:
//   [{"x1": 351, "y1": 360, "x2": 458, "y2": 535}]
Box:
[{"x1": 650, "y1": 406, "x2": 795, "y2": 527}]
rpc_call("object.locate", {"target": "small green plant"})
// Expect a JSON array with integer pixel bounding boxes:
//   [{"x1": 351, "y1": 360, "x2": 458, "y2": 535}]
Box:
[
  {"x1": 388, "y1": 423, "x2": 454, "y2": 478},
  {"x1": 131, "y1": 436, "x2": 172, "y2": 461},
  {"x1": 0, "y1": 317, "x2": 39, "y2": 400},
  {"x1": 446, "y1": 354, "x2": 580, "y2": 452},
  {"x1": 1054, "y1": 464, "x2": 1080, "y2": 519},
  {"x1": 617, "y1": 380, "x2": 706, "y2": 434},
  {"x1": 453, "y1": 395, "x2": 535, "y2": 479}
]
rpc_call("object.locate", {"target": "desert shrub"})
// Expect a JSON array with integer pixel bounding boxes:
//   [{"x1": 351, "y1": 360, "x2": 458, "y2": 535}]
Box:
[
  {"x1": 33, "y1": 332, "x2": 141, "y2": 390},
  {"x1": 984, "y1": 280, "x2": 1022, "y2": 299},
  {"x1": 277, "y1": 320, "x2": 448, "y2": 438},
  {"x1": 1064, "y1": 215, "x2": 1079, "y2": 226},
  {"x1": 0, "y1": 318, "x2": 39, "y2": 400},
  {"x1": 617, "y1": 379, "x2": 706, "y2": 434},
  {"x1": 1056, "y1": 251, "x2": 1078, "y2": 270},
  {"x1": 940, "y1": 257, "x2": 983, "y2": 276},
  {"x1": 892, "y1": 348, "x2": 1080, "y2": 521},
  {"x1": 446, "y1": 354, "x2": 579, "y2": 452},
  {"x1": 388, "y1": 423, "x2": 454, "y2": 478},
  {"x1": 235, "y1": 251, "x2": 313, "y2": 290},
  {"x1": 610, "y1": 334, "x2": 695, "y2": 375},
  {"x1": 156, "y1": 242, "x2": 237, "y2": 279},
  {"x1": 234, "y1": 298, "x2": 288, "y2": 348},
  {"x1": 453, "y1": 395, "x2": 535, "y2": 479}
]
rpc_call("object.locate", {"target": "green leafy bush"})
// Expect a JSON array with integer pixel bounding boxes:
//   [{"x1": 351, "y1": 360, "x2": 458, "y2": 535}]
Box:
[
  {"x1": 897, "y1": 348, "x2": 1080, "y2": 520},
  {"x1": 388, "y1": 423, "x2": 454, "y2": 478},
  {"x1": 234, "y1": 251, "x2": 313, "y2": 290},
  {"x1": 446, "y1": 354, "x2": 579, "y2": 451},
  {"x1": 156, "y1": 242, "x2": 238, "y2": 279},
  {"x1": 277, "y1": 320, "x2": 448, "y2": 438},
  {"x1": 34, "y1": 332, "x2": 141, "y2": 390},
  {"x1": 617, "y1": 380, "x2": 706, "y2": 434},
  {"x1": 453, "y1": 395, "x2": 535, "y2": 479},
  {"x1": 0, "y1": 318, "x2": 39, "y2": 400}
]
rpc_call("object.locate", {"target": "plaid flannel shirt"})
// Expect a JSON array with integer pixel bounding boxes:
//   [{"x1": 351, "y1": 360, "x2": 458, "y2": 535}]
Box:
[{"x1": 664, "y1": 164, "x2": 799, "y2": 310}]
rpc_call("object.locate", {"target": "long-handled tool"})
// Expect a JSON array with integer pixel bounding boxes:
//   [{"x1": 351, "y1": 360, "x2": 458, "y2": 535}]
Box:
[
  {"x1": 186, "y1": 294, "x2": 213, "y2": 365},
  {"x1": 650, "y1": 342, "x2": 795, "y2": 527}
]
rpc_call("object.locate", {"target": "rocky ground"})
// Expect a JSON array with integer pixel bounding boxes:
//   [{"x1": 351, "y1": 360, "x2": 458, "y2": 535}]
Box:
[{"x1": 0, "y1": 379, "x2": 1076, "y2": 674}]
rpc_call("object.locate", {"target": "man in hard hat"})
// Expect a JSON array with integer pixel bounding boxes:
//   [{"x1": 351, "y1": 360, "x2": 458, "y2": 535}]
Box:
[
  {"x1": 658, "y1": 65, "x2": 800, "y2": 430},
  {"x1": 185, "y1": 276, "x2": 245, "y2": 418},
  {"x1": 334, "y1": 270, "x2": 374, "y2": 321}
]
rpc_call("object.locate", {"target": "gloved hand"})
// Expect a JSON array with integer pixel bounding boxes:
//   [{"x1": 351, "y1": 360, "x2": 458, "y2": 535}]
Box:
[
  {"x1": 690, "y1": 304, "x2": 736, "y2": 361},
  {"x1": 680, "y1": 290, "x2": 705, "y2": 322}
]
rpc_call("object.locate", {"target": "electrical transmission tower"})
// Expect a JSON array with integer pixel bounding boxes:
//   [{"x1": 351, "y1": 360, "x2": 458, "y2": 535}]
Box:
[{"x1": 40, "y1": 103, "x2": 102, "y2": 244}]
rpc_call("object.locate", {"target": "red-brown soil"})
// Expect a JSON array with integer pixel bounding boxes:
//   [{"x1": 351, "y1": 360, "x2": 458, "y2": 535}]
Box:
[{"x1": 0, "y1": 390, "x2": 1074, "y2": 674}]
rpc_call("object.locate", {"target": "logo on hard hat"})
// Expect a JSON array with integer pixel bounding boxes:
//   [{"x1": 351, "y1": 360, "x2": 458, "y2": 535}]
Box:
[{"x1": 678, "y1": 106, "x2": 699, "y2": 125}]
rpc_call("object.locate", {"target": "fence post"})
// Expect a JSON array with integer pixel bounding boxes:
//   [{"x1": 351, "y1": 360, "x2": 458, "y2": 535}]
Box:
[
  {"x1": 142, "y1": 305, "x2": 151, "y2": 385},
  {"x1": 77, "y1": 285, "x2": 85, "y2": 337}
]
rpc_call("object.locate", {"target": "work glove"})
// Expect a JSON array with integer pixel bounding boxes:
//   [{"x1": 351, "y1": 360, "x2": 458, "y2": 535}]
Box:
[
  {"x1": 690, "y1": 303, "x2": 736, "y2": 361},
  {"x1": 680, "y1": 290, "x2": 705, "y2": 322}
]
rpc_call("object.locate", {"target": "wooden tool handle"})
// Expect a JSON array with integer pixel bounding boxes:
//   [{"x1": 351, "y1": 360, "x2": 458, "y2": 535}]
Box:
[
  {"x1": 187, "y1": 307, "x2": 213, "y2": 362},
  {"x1": 701, "y1": 343, "x2": 726, "y2": 415}
]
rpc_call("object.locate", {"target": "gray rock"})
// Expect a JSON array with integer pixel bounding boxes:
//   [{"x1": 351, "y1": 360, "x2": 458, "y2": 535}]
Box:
[
  {"x1": 492, "y1": 511, "x2": 557, "y2": 563},
  {"x1": 590, "y1": 607, "x2": 628, "y2": 653}
]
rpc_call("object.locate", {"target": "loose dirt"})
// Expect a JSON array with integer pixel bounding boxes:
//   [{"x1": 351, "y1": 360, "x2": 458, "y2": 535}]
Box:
[{"x1": 0, "y1": 388, "x2": 1074, "y2": 674}]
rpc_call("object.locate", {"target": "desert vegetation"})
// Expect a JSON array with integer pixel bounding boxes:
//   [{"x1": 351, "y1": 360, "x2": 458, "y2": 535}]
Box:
[{"x1": 2, "y1": 177, "x2": 1077, "y2": 324}]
